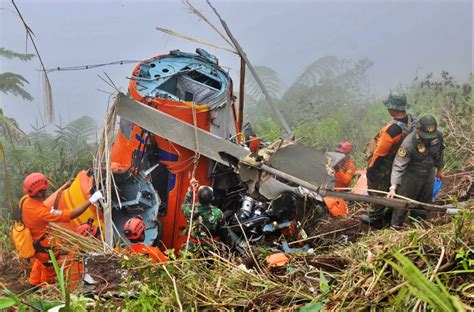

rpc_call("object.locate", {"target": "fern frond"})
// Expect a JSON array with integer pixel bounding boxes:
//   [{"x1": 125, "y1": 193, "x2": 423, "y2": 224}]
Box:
[
  {"x1": 0, "y1": 72, "x2": 33, "y2": 101},
  {"x1": 0, "y1": 47, "x2": 35, "y2": 61},
  {"x1": 245, "y1": 65, "x2": 282, "y2": 101}
]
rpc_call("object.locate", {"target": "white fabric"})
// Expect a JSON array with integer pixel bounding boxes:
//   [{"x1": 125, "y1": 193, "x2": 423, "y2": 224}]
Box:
[{"x1": 89, "y1": 191, "x2": 104, "y2": 204}]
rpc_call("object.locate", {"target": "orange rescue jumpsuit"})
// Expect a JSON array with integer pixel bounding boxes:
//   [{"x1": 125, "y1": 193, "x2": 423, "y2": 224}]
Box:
[
  {"x1": 366, "y1": 116, "x2": 412, "y2": 223},
  {"x1": 335, "y1": 158, "x2": 356, "y2": 188},
  {"x1": 22, "y1": 196, "x2": 71, "y2": 286},
  {"x1": 368, "y1": 119, "x2": 408, "y2": 170}
]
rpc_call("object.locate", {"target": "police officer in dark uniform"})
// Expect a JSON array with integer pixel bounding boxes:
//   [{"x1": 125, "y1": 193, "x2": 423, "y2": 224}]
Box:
[
  {"x1": 360, "y1": 92, "x2": 416, "y2": 228},
  {"x1": 387, "y1": 115, "x2": 445, "y2": 227}
]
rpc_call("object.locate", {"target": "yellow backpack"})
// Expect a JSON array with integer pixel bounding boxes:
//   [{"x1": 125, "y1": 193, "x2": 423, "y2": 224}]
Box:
[{"x1": 10, "y1": 196, "x2": 35, "y2": 259}]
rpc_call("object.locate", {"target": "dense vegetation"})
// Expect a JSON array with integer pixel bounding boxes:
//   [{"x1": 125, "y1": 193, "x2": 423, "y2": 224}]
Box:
[
  {"x1": 0, "y1": 113, "x2": 97, "y2": 214},
  {"x1": 244, "y1": 57, "x2": 473, "y2": 170},
  {"x1": 0, "y1": 47, "x2": 97, "y2": 213}
]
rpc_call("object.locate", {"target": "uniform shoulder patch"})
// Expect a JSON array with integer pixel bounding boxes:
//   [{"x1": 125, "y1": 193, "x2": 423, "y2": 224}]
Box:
[
  {"x1": 431, "y1": 138, "x2": 439, "y2": 145},
  {"x1": 51, "y1": 209, "x2": 62, "y2": 216},
  {"x1": 397, "y1": 147, "x2": 407, "y2": 158}
]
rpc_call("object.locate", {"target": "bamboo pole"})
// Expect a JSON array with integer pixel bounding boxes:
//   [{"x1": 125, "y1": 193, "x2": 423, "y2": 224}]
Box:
[
  {"x1": 238, "y1": 57, "x2": 246, "y2": 134},
  {"x1": 206, "y1": 0, "x2": 292, "y2": 136}
]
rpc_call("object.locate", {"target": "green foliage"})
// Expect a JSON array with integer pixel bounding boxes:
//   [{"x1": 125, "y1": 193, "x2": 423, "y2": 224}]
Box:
[
  {"x1": 455, "y1": 248, "x2": 474, "y2": 270},
  {"x1": 252, "y1": 116, "x2": 281, "y2": 142},
  {"x1": 0, "y1": 47, "x2": 35, "y2": 61},
  {"x1": 69, "y1": 295, "x2": 89, "y2": 311},
  {"x1": 0, "y1": 47, "x2": 35, "y2": 101},
  {"x1": 0, "y1": 296, "x2": 18, "y2": 310},
  {"x1": 125, "y1": 283, "x2": 163, "y2": 311},
  {"x1": 0, "y1": 72, "x2": 33, "y2": 101},
  {"x1": 244, "y1": 56, "x2": 375, "y2": 164},
  {"x1": 48, "y1": 249, "x2": 69, "y2": 306},
  {"x1": 245, "y1": 56, "x2": 472, "y2": 171},
  {"x1": 0, "y1": 289, "x2": 63, "y2": 311},
  {"x1": 295, "y1": 117, "x2": 342, "y2": 150},
  {"x1": 387, "y1": 252, "x2": 465, "y2": 311},
  {"x1": 0, "y1": 214, "x2": 13, "y2": 254},
  {"x1": 408, "y1": 71, "x2": 473, "y2": 171},
  {"x1": 0, "y1": 114, "x2": 97, "y2": 212}
]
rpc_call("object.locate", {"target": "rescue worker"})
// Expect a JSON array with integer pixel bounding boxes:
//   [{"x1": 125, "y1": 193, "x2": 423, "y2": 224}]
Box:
[
  {"x1": 69, "y1": 219, "x2": 100, "y2": 286},
  {"x1": 334, "y1": 141, "x2": 356, "y2": 188},
  {"x1": 21, "y1": 172, "x2": 103, "y2": 287},
  {"x1": 75, "y1": 218, "x2": 100, "y2": 238},
  {"x1": 387, "y1": 115, "x2": 445, "y2": 227},
  {"x1": 182, "y1": 178, "x2": 223, "y2": 241},
  {"x1": 123, "y1": 216, "x2": 167, "y2": 262},
  {"x1": 360, "y1": 92, "x2": 416, "y2": 228}
]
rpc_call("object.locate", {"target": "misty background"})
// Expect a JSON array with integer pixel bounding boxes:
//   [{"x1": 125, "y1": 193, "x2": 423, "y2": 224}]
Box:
[{"x1": 0, "y1": 0, "x2": 472, "y2": 131}]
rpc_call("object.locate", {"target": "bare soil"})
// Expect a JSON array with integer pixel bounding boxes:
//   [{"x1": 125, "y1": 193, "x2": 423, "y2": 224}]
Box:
[{"x1": 0, "y1": 249, "x2": 30, "y2": 293}]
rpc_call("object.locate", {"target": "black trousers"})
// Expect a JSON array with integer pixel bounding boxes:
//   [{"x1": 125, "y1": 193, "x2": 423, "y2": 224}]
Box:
[
  {"x1": 391, "y1": 169, "x2": 435, "y2": 227},
  {"x1": 366, "y1": 160, "x2": 393, "y2": 224}
]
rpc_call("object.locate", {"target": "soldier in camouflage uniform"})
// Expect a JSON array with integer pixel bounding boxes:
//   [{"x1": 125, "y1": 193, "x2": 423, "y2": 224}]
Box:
[
  {"x1": 182, "y1": 180, "x2": 223, "y2": 241},
  {"x1": 388, "y1": 115, "x2": 445, "y2": 227},
  {"x1": 361, "y1": 92, "x2": 416, "y2": 228}
]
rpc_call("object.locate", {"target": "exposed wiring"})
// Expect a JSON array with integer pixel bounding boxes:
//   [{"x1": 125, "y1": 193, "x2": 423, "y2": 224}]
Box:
[{"x1": 42, "y1": 60, "x2": 141, "y2": 73}]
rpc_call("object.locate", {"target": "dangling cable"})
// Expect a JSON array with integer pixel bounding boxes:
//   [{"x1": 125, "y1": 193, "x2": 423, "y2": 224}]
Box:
[{"x1": 185, "y1": 103, "x2": 202, "y2": 252}]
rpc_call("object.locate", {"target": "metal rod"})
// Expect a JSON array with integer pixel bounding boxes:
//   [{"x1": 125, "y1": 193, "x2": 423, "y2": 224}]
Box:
[
  {"x1": 259, "y1": 164, "x2": 453, "y2": 213},
  {"x1": 238, "y1": 57, "x2": 246, "y2": 134},
  {"x1": 207, "y1": 1, "x2": 293, "y2": 136}
]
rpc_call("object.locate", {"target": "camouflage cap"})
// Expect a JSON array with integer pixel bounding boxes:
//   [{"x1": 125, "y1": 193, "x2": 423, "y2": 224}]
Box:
[
  {"x1": 416, "y1": 115, "x2": 438, "y2": 139},
  {"x1": 383, "y1": 92, "x2": 411, "y2": 111}
]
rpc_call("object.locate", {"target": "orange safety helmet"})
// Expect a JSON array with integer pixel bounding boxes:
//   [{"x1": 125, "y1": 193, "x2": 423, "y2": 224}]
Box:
[
  {"x1": 336, "y1": 141, "x2": 353, "y2": 154},
  {"x1": 123, "y1": 216, "x2": 146, "y2": 240},
  {"x1": 323, "y1": 196, "x2": 348, "y2": 217},
  {"x1": 76, "y1": 219, "x2": 99, "y2": 238},
  {"x1": 23, "y1": 172, "x2": 49, "y2": 196}
]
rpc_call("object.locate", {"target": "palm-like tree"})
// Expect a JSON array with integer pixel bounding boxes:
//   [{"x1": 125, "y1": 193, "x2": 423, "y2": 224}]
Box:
[
  {"x1": 0, "y1": 47, "x2": 35, "y2": 101},
  {"x1": 244, "y1": 56, "x2": 374, "y2": 133}
]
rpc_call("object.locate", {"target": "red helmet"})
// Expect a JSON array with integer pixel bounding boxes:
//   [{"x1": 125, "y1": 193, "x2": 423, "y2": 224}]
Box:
[
  {"x1": 336, "y1": 141, "x2": 353, "y2": 154},
  {"x1": 123, "y1": 216, "x2": 146, "y2": 240},
  {"x1": 76, "y1": 220, "x2": 99, "y2": 238},
  {"x1": 23, "y1": 173, "x2": 49, "y2": 196}
]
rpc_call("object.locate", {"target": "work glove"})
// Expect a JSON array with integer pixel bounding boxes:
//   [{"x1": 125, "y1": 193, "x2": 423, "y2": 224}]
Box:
[
  {"x1": 387, "y1": 185, "x2": 397, "y2": 199},
  {"x1": 89, "y1": 191, "x2": 104, "y2": 204},
  {"x1": 189, "y1": 178, "x2": 199, "y2": 192}
]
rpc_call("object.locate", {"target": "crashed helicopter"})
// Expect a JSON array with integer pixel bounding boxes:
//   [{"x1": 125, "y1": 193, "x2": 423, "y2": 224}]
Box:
[
  {"x1": 46, "y1": 48, "x2": 343, "y2": 251},
  {"x1": 45, "y1": 48, "x2": 457, "y2": 255}
]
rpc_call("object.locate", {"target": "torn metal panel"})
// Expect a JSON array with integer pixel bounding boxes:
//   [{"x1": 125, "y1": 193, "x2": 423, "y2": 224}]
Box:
[
  {"x1": 116, "y1": 93, "x2": 249, "y2": 165},
  {"x1": 259, "y1": 178, "x2": 297, "y2": 200},
  {"x1": 238, "y1": 165, "x2": 259, "y2": 194},
  {"x1": 326, "y1": 151, "x2": 346, "y2": 168},
  {"x1": 268, "y1": 143, "x2": 335, "y2": 189}
]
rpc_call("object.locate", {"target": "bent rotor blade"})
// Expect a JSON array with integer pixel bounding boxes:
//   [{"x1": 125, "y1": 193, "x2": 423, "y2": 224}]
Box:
[
  {"x1": 268, "y1": 143, "x2": 335, "y2": 188},
  {"x1": 116, "y1": 93, "x2": 249, "y2": 165}
]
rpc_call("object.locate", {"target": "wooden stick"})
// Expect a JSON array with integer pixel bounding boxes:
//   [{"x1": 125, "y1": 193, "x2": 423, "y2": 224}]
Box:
[{"x1": 288, "y1": 224, "x2": 359, "y2": 245}]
